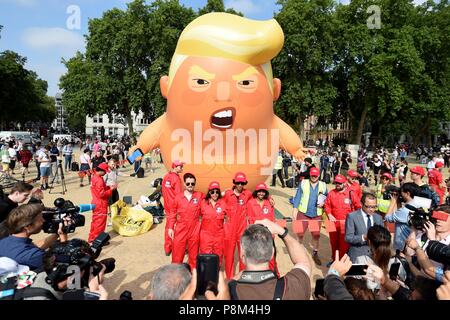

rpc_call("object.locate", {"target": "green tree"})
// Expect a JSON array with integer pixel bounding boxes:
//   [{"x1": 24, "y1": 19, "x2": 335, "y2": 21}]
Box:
[
  {"x1": 0, "y1": 50, "x2": 54, "y2": 128},
  {"x1": 60, "y1": 0, "x2": 196, "y2": 138},
  {"x1": 198, "y1": 0, "x2": 242, "y2": 16},
  {"x1": 330, "y1": 0, "x2": 428, "y2": 145},
  {"x1": 273, "y1": 0, "x2": 338, "y2": 138}
]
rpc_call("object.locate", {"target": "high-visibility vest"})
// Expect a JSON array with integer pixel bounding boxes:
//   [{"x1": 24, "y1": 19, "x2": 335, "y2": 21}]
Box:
[
  {"x1": 376, "y1": 184, "x2": 390, "y2": 213},
  {"x1": 274, "y1": 155, "x2": 283, "y2": 170},
  {"x1": 298, "y1": 180, "x2": 327, "y2": 216}
]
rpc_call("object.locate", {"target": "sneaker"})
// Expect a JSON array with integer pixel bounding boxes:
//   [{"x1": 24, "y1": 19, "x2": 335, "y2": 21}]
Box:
[
  {"x1": 80, "y1": 183, "x2": 84, "y2": 187},
  {"x1": 107, "y1": 221, "x2": 113, "y2": 227},
  {"x1": 312, "y1": 253, "x2": 322, "y2": 266}
]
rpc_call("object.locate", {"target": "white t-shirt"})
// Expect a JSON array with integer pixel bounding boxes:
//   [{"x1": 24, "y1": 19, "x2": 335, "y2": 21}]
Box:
[
  {"x1": 38, "y1": 151, "x2": 51, "y2": 168},
  {"x1": 80, "y1": 154, "x2": 90, "y2": 164},
  {"x1": 8, "y1": 147, "x2": 17, "y2": 159}
]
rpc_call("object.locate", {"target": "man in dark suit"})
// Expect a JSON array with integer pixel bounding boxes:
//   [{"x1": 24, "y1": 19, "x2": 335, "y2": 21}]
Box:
[{"x1": 345, "y1": 193, "x2": 383, "y2": 262}]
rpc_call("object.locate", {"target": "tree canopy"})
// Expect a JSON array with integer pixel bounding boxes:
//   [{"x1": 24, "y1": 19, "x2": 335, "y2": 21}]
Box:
[
  {"x1": 58, "y1": 0, "x2": 449, "y2": 145},
  {"x1": 0, "y1": 48, "x2": 55, "y2": 129}
]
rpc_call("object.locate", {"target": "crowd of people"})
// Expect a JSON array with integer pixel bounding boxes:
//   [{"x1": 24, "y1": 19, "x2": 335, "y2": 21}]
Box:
[{"x1": 0, "y1": 139, "x2": 450, "y2": 300}]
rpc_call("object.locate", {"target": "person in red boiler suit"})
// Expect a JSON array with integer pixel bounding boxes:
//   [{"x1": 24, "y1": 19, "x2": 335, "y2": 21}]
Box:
[
  {"x1": 346, "y1": 169, "x2": 363, "y2": 201},
  {"x1": 88, "y1": 162, "x2": 116, "y2": 243},
  {"x1": 223, "y1": 172, "x2": 253, "y2": 279},
  {"x1": 246, "y1": 182, "x2": 278, "y2": 275},
  {"x1": 324, "y1": 174, "x2": 361, "y2": 265},
  {"x1": 162, "y1": 160, "x2": 184, "y2": 256},
  {"x1": 167, "y1": 173, "x2": 204, "y2": 270},
  {"x1": 428, "y1": 161, "x2": 446, "y2": 204},
  {"x1": 199, "y1": 181, "x2": 227, "y2": 265}
]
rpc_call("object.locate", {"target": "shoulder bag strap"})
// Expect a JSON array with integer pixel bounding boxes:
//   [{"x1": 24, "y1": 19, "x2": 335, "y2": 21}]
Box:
[{"x1": 273, "y1": 277, "x2": 286, "y2": 300}]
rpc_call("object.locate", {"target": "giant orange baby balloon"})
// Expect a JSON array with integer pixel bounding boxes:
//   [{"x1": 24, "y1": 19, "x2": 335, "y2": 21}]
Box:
[{"x1": 132, "y1": 13, "x2": 309, "y2": 192}]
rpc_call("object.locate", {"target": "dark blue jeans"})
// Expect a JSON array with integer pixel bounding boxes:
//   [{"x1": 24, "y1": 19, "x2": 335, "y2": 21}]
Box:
[{"x1": 64, "y1": 155, "x2": 72, "y2": 171}]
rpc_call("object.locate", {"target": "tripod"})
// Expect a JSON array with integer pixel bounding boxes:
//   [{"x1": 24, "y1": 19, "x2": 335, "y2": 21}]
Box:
[{"x1": 49, "y1": 160, "x2": 67, "y2": 195}]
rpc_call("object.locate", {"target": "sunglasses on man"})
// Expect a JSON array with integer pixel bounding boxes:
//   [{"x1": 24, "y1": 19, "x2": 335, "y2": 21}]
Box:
[
  {"x1": 235, "y1": 182, "x2": 247, "y2": 186},
  {"x1": 185, "y1": 182, "x2": 196, "y2": 186}
]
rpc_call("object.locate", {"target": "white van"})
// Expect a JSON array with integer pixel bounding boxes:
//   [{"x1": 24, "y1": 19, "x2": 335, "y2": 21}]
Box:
[{"x1": 0, "y1": 131, "x2": 32, "y2": 144}]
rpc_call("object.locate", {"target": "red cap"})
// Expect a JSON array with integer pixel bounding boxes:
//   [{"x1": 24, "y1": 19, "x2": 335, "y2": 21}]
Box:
[
  {"x1": 255, "y1": 183, "x2": 269, "y2": 191},
  {"x1": 382, "y1": 173, "x2": 393, "y2": 180},
  {"x1": 234, "y1": 172, "x2": 247, "y2": 183},
  {"x1": 334, "y1": 174, "x2": 347, "y2": 184},
  {"x1": 172, "y1": 160, "x2": 185, "y2": 168},
  {"x1": 309, "y1": 167, "x2": 320, "y2": 177},
  {"x1": 96, "y1": 162, "x2": 110, "y2": 173},
  {"x1": 411, "y1": 166, "x2": 425, "y2": 176},
  {"x1": 347, "y1": 170, "x2": 358, "y2": 178},
  {"x1": 435, "y1": 162, "x2": 444, "y2": 168},
  {"x1": 208, "y1": 181, "x2": 220, "y2": 191}
]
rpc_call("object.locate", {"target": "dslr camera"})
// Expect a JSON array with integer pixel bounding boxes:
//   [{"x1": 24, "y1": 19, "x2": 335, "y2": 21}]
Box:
[
  {"x1": 406, "y1": 205, "x2": 436, "y2": 231},
  {"x1": 41, "y1": 198, "x2": 95, "y2": 234},
  {"x1": 426, "y1": 241, "x2": 450, "y2": 266},
  {"x1": 383, "y1": 185, "x2": 402, "y2": 201}
]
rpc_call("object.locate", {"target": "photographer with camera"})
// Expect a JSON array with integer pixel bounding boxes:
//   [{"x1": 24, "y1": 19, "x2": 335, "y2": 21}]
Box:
[
  {"x1": 227, "y1": 219, "x2": 311, "y2": 300},
  {"x1": 404, "y1": 206, "x2": 450, "y2": 282},
  {"x1": 385, "y1": 183, "x2": 420, "y2": 252},
  {"x1": 0, "y1": 203, "x2": 69, "y2": 271},
  {"x1": 22, "y1": 238, "x2": 111, "y2": 300}
]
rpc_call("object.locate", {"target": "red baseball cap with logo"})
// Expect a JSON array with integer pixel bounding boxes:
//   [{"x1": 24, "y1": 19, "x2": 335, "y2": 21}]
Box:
[
  {"x1": 96, "y1": 162, "x2": 110, "y2": 173},
  {"x1": 347, "y1": 170, "x2": 358, "y2": 178},
  {"x1": 255, "y1": 183, "x2": 269, "y2": 191},
  {"x1": 334, "y1": 174, "x2": 347, "y2": 184},
  {"x1": 208, "y1": 181, "x2": 221, "y2": 191},
  {"x1": 435, "y1": 162, "x2": 444, "y2": 169},
  {"x1": 234, "y1": 172, "x2": 247, "y2": 183},
  {"x1": 309, "y1": 167, "x2": 320, "y2": 177},
  {"x1": 382, "y1": 173, "x2": 393, "y2": 180},
  {"x1": 172, "y1": 160, "x2": 185, "y2": 168},
  {"x1": 411, "y1": 166, "x2": 425, "y2": 176}
]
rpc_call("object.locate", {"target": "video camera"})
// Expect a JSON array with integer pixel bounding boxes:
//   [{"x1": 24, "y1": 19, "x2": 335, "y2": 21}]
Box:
[
  {"x1": 42, "y1": 198, "x2": 95, "y2": 234},
  {"x1": 46, "y1": 234, "x2": 115, "y2": 288},
  {"x1": 406, "y1": 205, "x2": 436, "y2": 231},
  {"x1": 383, "y1": 185, "x2": 402, "y2": 201}
]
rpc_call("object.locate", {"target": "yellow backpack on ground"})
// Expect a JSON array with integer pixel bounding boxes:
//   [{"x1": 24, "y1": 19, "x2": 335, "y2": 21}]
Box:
[{"x1": 110, "y1": 200, "x2": 153, "y2": 237}]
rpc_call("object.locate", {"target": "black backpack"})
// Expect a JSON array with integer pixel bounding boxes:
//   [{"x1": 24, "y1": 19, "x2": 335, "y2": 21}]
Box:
[
  {"x1": 136, "y1": 167, "x2": 145, "y2": 178},
  {"x1": 71, "y1": 162, "x2": 79, "y2": 171}
]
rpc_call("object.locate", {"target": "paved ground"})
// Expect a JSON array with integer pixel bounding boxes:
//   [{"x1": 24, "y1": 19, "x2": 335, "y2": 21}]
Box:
[{"x1": 21, "y1": 150, "x2": 448, "y2": 299}]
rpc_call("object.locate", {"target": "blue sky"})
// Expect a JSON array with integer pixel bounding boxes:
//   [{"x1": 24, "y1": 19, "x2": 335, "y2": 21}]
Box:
[{"x1": 0, "y1": 0, "x2": 427, "y2": 97}]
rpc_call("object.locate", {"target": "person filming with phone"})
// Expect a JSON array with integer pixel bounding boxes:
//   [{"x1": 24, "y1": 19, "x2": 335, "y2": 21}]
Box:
[{"x1": 227, "y1": 219, "x2": 311, "y2": 300}]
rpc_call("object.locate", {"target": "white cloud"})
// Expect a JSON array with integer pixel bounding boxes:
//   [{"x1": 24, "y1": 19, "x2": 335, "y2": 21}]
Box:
[
  {"x1": 21, "y1": 27, "x2": 85, "y2": 56},
  {"x1": 25, "y1": 62, "x2": 67, "y2": 96},
  {"x1": 225, "y1": 0, "x2": 261, "y2": 16},
  {"x1": 3, "y1": 0, "x2": 38, "y2": 7}
]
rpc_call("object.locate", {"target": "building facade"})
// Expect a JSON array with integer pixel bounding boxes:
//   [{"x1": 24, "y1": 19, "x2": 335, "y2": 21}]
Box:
[
  {"x1": 303, "y1": 115, "x2": 352, "y2": 143},
  {"x1": 51, "y1": 92, "x2": 67, "y2": 132},
  {"x1": 85, "y1": 111, "x2": 151, "y2": 137}
]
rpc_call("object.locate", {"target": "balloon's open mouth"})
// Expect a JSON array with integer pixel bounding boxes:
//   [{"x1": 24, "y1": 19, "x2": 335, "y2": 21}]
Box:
[{"x1": 210, "y1": 107, "x2": 235, "y2": 130}]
